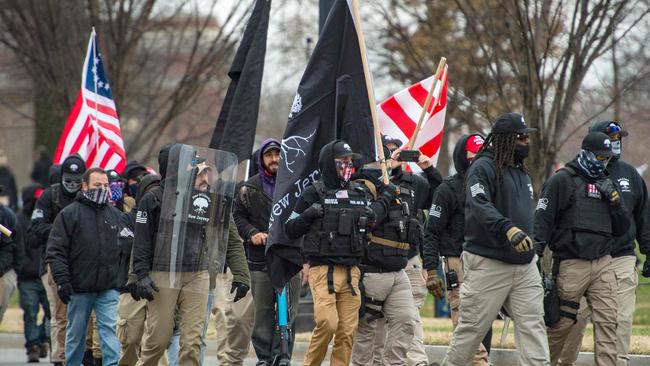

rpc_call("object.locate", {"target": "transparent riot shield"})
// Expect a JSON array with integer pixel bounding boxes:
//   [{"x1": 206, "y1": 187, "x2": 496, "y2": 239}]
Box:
[{"x1": 153, "y1": 144, "x2": 238, "y2": 292}]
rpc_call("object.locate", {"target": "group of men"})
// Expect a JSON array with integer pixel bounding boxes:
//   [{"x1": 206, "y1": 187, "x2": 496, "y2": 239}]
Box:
[{"x1": 0, "y1": 111, "x2": 648, "y2": 366}]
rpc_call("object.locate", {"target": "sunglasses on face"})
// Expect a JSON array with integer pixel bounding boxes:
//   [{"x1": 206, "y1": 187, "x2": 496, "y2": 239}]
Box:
[
  {"x1": 606, "y1": 123, "x2": 621, "y2": 135},
  {"x1": 595, "y1": 155, "x2": 610, "y2": 162},
  {"x1": 516, "y1": 133, "x2": 530, "y2": 141}
]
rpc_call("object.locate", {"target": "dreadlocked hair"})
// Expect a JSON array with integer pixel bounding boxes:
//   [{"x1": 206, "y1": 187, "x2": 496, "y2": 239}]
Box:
[{"x1": 488, "y1": 133, "x2": 519, "y2": 179}]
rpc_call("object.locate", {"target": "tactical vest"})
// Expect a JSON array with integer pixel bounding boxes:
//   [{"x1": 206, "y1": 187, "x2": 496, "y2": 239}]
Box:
[
  {"x1": 303, "y1": 181, "x2": 370, "y2": 261},
  {"x1": 366, "y1": 174, "x2": 423, "y2": 271},
  {"x1": 557, "y1": 167, "x2": 612, "y2": 235}
]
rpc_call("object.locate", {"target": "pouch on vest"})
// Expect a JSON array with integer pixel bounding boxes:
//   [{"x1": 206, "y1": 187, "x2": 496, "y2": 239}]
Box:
[{"x1": 338, "y1": 209, "x2": 353, "y2": 236}]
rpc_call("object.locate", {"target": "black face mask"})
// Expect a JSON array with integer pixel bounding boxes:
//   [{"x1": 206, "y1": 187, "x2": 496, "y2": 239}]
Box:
[{"x1": 514, "y1": 144, "x2": 530, "y2": 162}]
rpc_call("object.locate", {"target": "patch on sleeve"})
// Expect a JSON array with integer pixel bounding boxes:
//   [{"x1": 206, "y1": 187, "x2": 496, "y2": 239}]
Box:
[
  {"x1": 470, "y1": 183, "x2": 485, "y2": 197},
  {"x1": 31, "y1": 209, "x2": 44, "y2": 220},
  {"x1": 536, "y1": 198, "x2": 548, "y2": 211},
  {"x1": 135, "y1": 211, "x2": 148, "y2": 224},
  {"x1": 429, "y1": 204, "x2": 442, "y2": 218}
]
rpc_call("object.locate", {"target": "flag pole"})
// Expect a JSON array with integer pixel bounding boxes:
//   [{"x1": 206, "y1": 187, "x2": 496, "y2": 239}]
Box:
[
  {"x1": 350, "y1": 0, "x2": 389, "y2": 185},
  {"x1": 91, "y1": 27, "x2": 100, "y2": 159},
  {"x1": 407, "y1": 57, "x2": 446, "y2": 150}
]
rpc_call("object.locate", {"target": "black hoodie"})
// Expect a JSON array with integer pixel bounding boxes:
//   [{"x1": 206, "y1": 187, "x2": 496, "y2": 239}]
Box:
[{"x1": 423, "y1": 135, "x2": 474, "y2": 271}]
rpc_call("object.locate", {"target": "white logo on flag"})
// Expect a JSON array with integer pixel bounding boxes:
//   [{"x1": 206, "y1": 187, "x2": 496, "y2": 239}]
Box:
[
  {"x1": 288, "y1": 93, "x2": 303, "y2": 118},
  {"x1": 135, "y1": 210, "x2": 148, "y2": 224},
  {"x1": 470, "y1": 183, "x2": 485, "y2": 197},
  {"x1": 281, "y1": 129, "x2": 316, "y2": 173}
]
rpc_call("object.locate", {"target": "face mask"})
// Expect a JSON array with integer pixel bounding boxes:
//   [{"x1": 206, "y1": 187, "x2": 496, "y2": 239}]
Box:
[
  {"x1": 129, "y1": 183, "x2": 138, "y2": 197},
  {"x1": 335, "y1": 160, "x2": 354, "y2": 183},
  {"x1": 577, "y1": 149, "x2": 607, "y2": 178},
  {"x1": 84, "y1": 187, "x2": 110, "y2": 205},
  {"x1": 514, "y1": 144, "x2": 530, "y2": 162},
  {"x1": 61, "y1": 173, "x2": 82, "y2": 194},
  {"x1": 611, "y1": 140, "x2": 621, "y2": 157},
  {"x1": 109, "y1": 181, "x2": 124, "y2": 203}
]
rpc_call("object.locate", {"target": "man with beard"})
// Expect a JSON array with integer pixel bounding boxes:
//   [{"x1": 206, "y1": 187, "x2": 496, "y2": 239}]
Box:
[
  {"x1": 423, "y1": 134, "x2": 491, "y2": 365},
  {"x1": 439, "y1": 113, "x2": 549, "y2": 366},
  {"x1": 233, "y1": 139, "x2": 301, "y2": 366},
  {"x1": 535, "y1": 132, "x2": 631, "y2": 366},
  {"x1": 557, "y1": 121, "x2": 650, "y2": 366},
  {"x1": 32, "y1": 154, "x2": 86, "y2": 366}
]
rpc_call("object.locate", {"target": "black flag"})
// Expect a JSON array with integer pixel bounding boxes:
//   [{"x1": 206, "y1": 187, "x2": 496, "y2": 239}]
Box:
[
  {"x1": 209, "y1": 0, "x2": 271, "y2": 161},
  {"x1": 265, "y1": 0, "x2": 376, "y2": 288}
]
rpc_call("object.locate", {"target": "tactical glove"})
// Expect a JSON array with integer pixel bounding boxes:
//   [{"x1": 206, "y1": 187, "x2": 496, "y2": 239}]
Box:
[
  {"x1": 506, "y1": 226, "x2": 533, "y2": 252},
  {"x1": 302, "y1": 203, "x2": 323, "y2": 222},
  {"x1": 133, "y1": 276, "x2": 159, "y2": 301},
  {"x1": 230, "y1": 282, "x2": 250, "y2": 302},
  {"x1": 595, "y1": 178, "x2": 620, "y2": 205},
  {"x1": 426, "y1": 270, "x2": 445, "y2": 300},
  {"x1": 57, "y1": 283, "x2": 74, "y2": 305},
  {"x1": 643, "y1": 261, "x2": 650, "y2": 278}
]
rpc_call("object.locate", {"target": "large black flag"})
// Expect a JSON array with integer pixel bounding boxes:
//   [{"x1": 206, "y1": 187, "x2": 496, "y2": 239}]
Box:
[
  {"x1": 265, "y1": 0, "x2": 376, "y2": 288},
  {"x1": 209, "y1": 0, "x2": 271, "y2": 161}
]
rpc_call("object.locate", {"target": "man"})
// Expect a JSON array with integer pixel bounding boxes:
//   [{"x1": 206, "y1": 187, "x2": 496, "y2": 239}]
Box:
[
  {"x1": 122, "y1": 160, "x2": 149, "y2": 199},
  {"x1": 131, "y1": 144, "x2": 250, "y2": 366},
  {"x1": 351, "y1": 140, "x2": 437, "y2": 365},
  {"x1": 233, "y1": 139, "x2": 301, "y2": 366},
  {"x1": 535, "y1": 131, "x2": 631, "y2": 366},
  {"x1": 286, "y1": 140, "x2": 396, "y2": 366},
  {"x1": 557, "y1": 121, "x2": 650, "y2": 366},
  {"x1": 440, "y1": 112, "x2": 549, "y2": 365},
  {"x1": 17, "y1": 184, "x2": 51, "y2": 362},
  {"x1": 46, "y1": 167, "x2": 123, "y2": 365},
  {"x1": 108, "y1": 169, "x2": 136, "y2": 213},
  {"x1": 1, "y1": 192, "x2": 23, "y2": 322},
  {"x1": 32, "y1": 154, "x2": 86, "y2": 366},
  {"x1": 423, "y1": 134, "x2": 491, "y2": 365},
  {"x1": 0, "y1": 149, "x2": 18, "y2": 211}
]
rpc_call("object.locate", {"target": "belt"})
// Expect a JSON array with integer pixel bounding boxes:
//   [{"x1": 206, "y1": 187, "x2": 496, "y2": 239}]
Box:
[{"x1": 368, "y1": 234, "x2": 410, "y2": 251}]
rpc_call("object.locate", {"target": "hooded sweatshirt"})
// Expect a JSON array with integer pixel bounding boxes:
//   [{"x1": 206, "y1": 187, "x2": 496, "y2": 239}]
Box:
[
  {"x1": 423, "y1": 135, "x2": 473, "y2": 271},
  {"x1": 258, "y1": 138, "x2": 279, "y2": 197}
]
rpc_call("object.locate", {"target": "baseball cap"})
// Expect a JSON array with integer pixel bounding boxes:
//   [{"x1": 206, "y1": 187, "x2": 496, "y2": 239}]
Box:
[
  {"x1": 465, "y1": 134, "x2": 485, "y2": 154},
  {"x1": 588, "y1": 120, "x2": 629, "y2": 138},
  {"x1": 492, "y1": 112, "x2": 537, "y2": 134},
  {"x1": 381, "y1": 135, "x2": 403, "y2": 149},
  {"x1": 262, "y1": 141, "x2": 281, "y2": 155},
  {"x1": 106, "y1": 169, "x2": 124, "y2": 183},
  {"x1": 582, "y1": 132, "x2": 613, "y2": 157},
  {"x1": 123, "y1": 160, "x2": 148, "y2": 180},
  {"x1": 61, "y1": 154, "x2": 86, "y2": 175},
  {"x1": 333, "y1": 141, "x2": 361, "y2": 159}
]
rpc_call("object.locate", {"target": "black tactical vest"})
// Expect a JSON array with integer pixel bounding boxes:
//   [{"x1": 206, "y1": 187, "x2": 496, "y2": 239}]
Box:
[
  {"x1": 558, "y1": 167, "x2": 612, "y2": 235},
  {"x1": 303, "y1": 181, "x2": 370, "y2": 263}
]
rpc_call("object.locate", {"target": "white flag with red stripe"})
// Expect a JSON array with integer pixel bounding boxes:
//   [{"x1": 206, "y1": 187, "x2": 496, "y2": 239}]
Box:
[
  {"x1": 54, "y1": 29, "x2": 126, "y2": 172},
  {"x1": 377, "y1": 69, "x2": 448, "y2": 166}
]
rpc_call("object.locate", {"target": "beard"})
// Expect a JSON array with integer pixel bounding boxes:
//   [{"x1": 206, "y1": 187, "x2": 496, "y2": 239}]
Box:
[{"x1": 265, "y1": 162, "x2": 279, "y2": 174}]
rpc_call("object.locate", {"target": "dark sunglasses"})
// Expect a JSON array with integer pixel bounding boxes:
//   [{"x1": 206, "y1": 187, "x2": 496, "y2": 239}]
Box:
[{"x1": 516, "y1": 133, "x2": 530, "y2": 141}]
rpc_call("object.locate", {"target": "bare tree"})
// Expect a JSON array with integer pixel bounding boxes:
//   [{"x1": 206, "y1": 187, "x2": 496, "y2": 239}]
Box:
[{"x1": 0, "y1": 0, "x2": 248, "y2": 163}]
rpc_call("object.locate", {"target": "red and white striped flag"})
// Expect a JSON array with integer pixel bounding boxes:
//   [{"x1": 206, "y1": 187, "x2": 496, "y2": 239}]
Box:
[
  {"x1": 377, "y1": 69, "x2": 448, "y2": 166},
  {"x1": 54, "y1": 29, "x2": 126, "y2": 173}
]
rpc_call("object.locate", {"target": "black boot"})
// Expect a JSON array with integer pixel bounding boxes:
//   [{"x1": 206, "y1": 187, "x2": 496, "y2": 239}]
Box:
[{"x1": 82, "y1": 349, "x2": 95, "y2": 366}]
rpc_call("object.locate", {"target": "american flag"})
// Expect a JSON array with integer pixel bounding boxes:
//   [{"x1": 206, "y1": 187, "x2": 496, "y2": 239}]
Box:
[
  {"x1": 54, "y1": 29, "x2": 126, "y2": 172},
  {"x1": 377, "y1": 68, "x2": 449, "y2": 166}
]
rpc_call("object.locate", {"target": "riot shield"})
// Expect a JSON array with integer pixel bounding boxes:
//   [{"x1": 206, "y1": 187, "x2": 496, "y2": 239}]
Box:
[{"x1": 153, "y1": 144, "x2": 238, "y2": 291}]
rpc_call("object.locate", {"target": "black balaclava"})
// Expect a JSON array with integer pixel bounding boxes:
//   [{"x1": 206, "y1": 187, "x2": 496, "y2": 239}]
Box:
[
  {"x1": 60, "y1": 154, "x2": 86, "y2": 195},
  {"x1": 158, "y1": 144, "x2": 177, "y2": 179}
]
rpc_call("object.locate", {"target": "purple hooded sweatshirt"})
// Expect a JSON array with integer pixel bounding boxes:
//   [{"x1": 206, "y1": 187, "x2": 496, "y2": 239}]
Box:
[{"x1": 257, "y1": 138, "x2": 281, "y2": 197}]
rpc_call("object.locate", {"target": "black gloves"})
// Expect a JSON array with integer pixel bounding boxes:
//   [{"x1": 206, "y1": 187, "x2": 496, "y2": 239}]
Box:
[
  {"x1": 595, "y1": 178, "x2": 620, "y2": 205},
  {"x1": 131, "y1": 276, "x2": 159, "y2": 301},
  {"x1": 57, "y1": 283, "x2": 74, "y2": 305},
  {"x1": 302, "y1": 203, "x2": 323, "y2": 222},
  {"x1": 380, "y1": 182, "x2": 399, "y2": 201},
  {"x1": 230, "y1": 282, "x2": 250, "y2": 302},
  {"x1": 643, "y1": 261, "x2": 650, "y2": 278}
]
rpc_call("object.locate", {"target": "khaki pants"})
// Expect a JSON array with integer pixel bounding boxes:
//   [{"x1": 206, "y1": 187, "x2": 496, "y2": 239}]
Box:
[
  {"x1": 136, "y1": 271, "x2": 209, "y2": 366},
  {"x1": 445, "y1": 256, "x2": 489, "y2": 365},
  {"x1": 43, "y1": 268, "x2": 67, "y2": 363},
  {"x1": 0, "y1": 269, "x2": 16, "y2": 323},
  {"x1": 213, "y1": 269, "x2": 254, "y2": 366},
  {"x1": 352, "y1": 269, "x2": 417, "y2": 365},
  {"x1": 117, "y1": 293, "x2": 169, "y2": 366},
  {"x1": 554, "y1": 256, "x2": 628, "y2": 366},
  {"x1": 442, "y1": 252, "x2": 549, "y2": 366},
  {"x1": 305, "y1": 265, "x2": 361, "y2": 366},
  {"x1": 86, "y1": 312, "x2": 102, "y2": 359}
]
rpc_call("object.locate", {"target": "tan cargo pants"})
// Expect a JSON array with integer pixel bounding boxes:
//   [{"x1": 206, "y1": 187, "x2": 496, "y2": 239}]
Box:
[
  {"x1": 442, "y1": 252, "x2": 549, "y2": 366},
  {"x1": 213, "y1": 269, "x2": 254, "y2": 366},
  {"x1": 351, "y1": 268, "x2": 417, "y2": 365},
  {"x1": 554, "y1": 255, "x2": 630, "y2": 366},
  {"x1": 304, "y1": 265, "x2": 361, "y2": 366},
  {"x1": 136, "y1": 271, "x2": 209, "y2": 366},
  {"x1": 117, "y1": 293, "x2": 169, "y2": 366},
  {"x1": 446, "y1": 256, "x2": 489, "y2": 366},
  {"x1": 43, "y1": 268, "x2": 67, "y2": 363},
  {"x1": 0, "y1": 269, "x2": 16, "y2": 323}
]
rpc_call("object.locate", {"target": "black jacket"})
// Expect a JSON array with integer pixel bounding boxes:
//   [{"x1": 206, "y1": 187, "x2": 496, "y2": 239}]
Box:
[
  {"x1": 46, "y1": 193, "x2": 122, "y2": 293},
  {"x1": 534, "y1": 159, "x2": 631, "y2": 260},
  {"x1": 233, "y1": 174, "x2": 272, "y2": 271},
  {"x1": 463, "y1": 150, "x2": 536, "y2": 264},
  {"x1": 423, "y1": 135, "x2": 473, "y2": 271},
  {"x1": 31, "y1": 184, "x2": 76, "y2": 276},
  {"x1": 1, "y1": 204, "x2": 23, "y2": 277},
  {"x1": 606, "y1": 159, "x2": 650, "y2": 257},
  {"x1": 17, "y1": 185, "x2": 42, "y2": 281}
]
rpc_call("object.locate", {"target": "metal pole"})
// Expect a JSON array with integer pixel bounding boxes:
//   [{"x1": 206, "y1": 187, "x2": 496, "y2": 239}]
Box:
[{"x1": 319, "y1": 0, "x2": 336, "y2": 34}]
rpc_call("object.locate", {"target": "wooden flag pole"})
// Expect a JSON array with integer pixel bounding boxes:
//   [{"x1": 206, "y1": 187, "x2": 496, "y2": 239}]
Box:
[
  {"x1": 0, "y1": 223, "x2": 12, "y2": 237},
  {"x1": 407, "y1": 58, "x2": 447, "y2": 150},
  {"x1": 350, "y1": 0, "x2": 389, "y2": 185}
]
